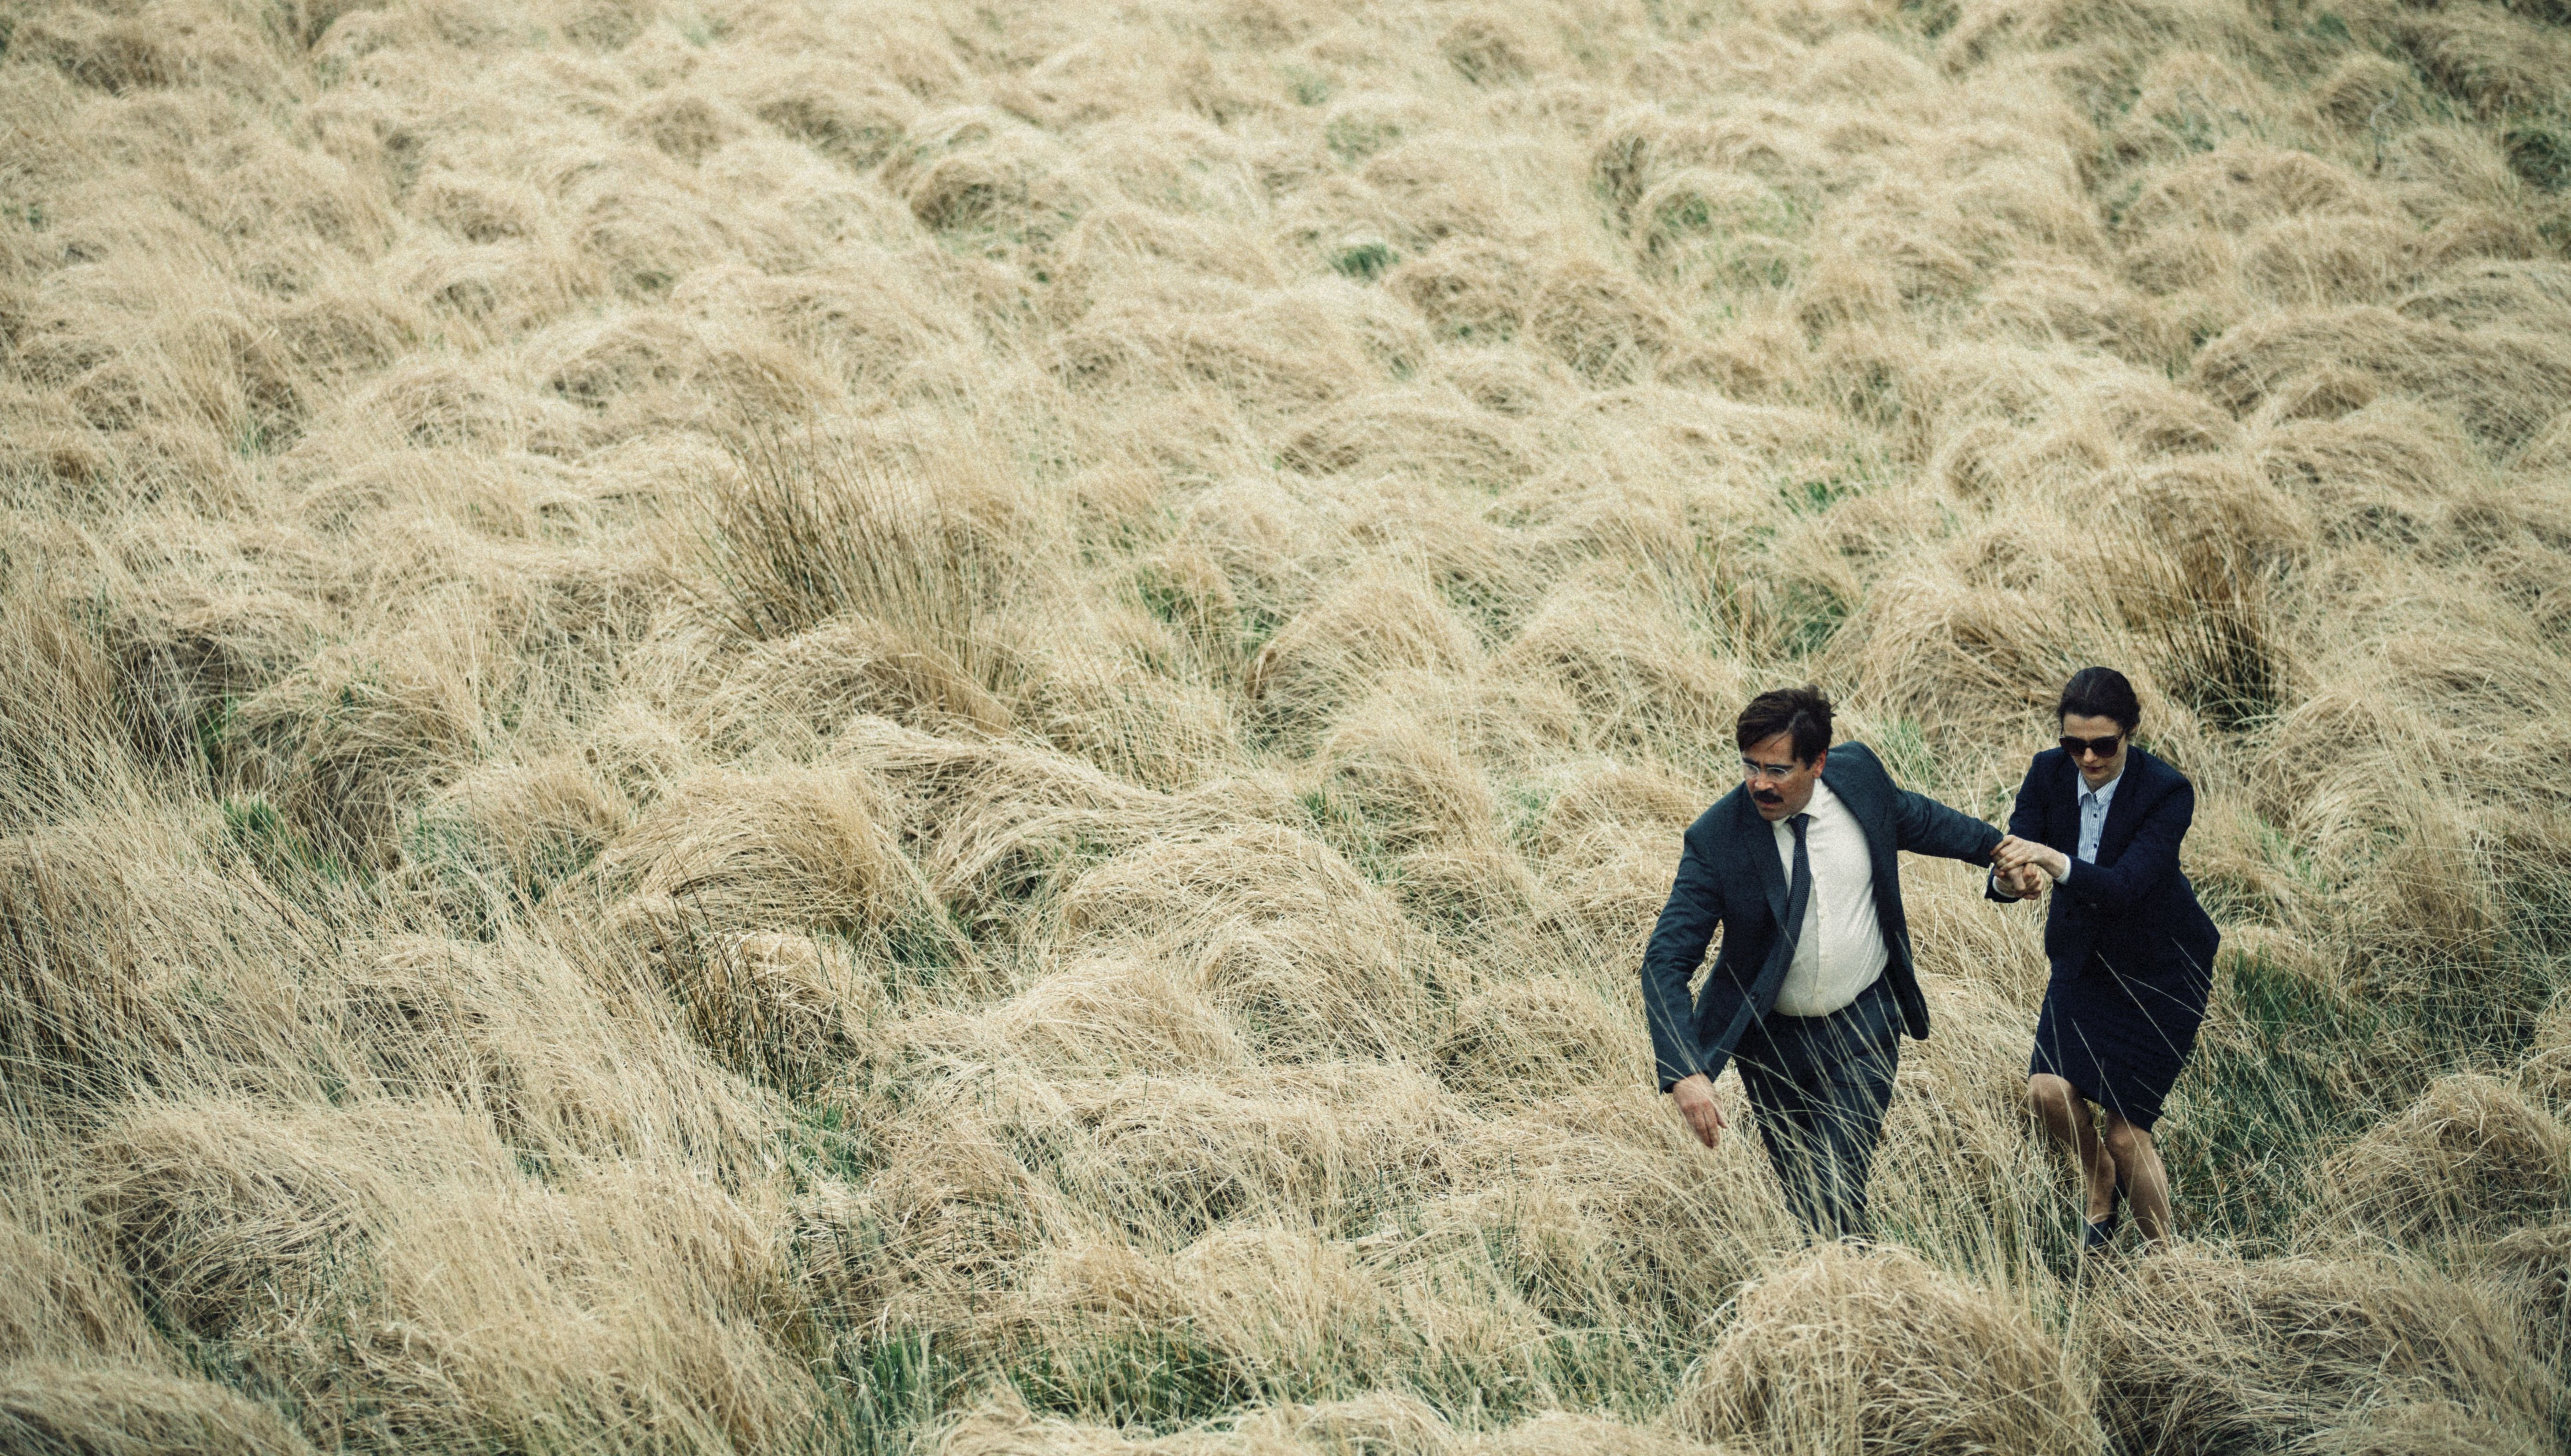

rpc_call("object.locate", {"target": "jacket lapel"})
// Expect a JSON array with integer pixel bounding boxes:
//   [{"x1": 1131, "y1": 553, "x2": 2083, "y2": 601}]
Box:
[
  {"x1": 2094, "y1": 749, "x2": 2153, "y2": 863},
  {"x1": 1740, "y1": 793, "x2": 1788, "y2": 927},
  {"x1": 2051, "y1": 752, "x2": 2082, "y2": 851}
]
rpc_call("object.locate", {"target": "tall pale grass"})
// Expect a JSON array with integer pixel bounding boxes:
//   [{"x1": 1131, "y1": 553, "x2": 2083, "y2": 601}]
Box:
[{"x1": 5, "y1": 0, "x2": 2571, "y2": 1451}]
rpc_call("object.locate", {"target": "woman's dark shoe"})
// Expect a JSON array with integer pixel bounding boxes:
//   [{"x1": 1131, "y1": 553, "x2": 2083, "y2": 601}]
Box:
[{"x1": 2081, "y1": 1182, "x2": 2125, "y2": 1256}]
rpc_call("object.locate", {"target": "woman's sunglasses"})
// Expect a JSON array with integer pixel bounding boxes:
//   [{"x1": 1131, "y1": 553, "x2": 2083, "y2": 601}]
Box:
[{"x1": 2059, "y1": 733, "x2": 2125, "y2": 760}]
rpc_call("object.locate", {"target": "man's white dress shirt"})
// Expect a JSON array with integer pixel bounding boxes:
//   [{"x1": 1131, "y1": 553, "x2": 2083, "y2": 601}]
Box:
[{"x1": 1768, "y1": 779, "x2": 1889, "y2": 1017}]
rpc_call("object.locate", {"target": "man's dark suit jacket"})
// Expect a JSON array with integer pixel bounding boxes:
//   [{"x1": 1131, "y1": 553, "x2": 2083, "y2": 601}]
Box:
[
  {"x1": 1641, "y1": 742, "x2": 2003, "y2": 1093},
  {"x1": 1984, "y1": 745, "x2": 2220, "y2": 983}
]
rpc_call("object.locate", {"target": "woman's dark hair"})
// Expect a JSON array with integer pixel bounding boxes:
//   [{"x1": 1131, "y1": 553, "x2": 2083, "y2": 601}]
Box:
[
  {"x1": 2057, "y1": 667, "x2": 2141, "y2": 734},
  {"x1": 1736, "y1": 685, "x2": 1833, "y2": 764}
]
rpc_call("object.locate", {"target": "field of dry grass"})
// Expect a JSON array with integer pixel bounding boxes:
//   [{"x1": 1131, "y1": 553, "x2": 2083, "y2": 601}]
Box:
[{"x1": 5, "y1": 0, "x2": 2571, "y2": 1450}]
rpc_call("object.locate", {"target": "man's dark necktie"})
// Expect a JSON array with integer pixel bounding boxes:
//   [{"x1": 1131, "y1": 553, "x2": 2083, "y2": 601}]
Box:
[
  {"x1": 1783, "y1": 812, "x2": 1813, "y2": 956},
  {"x1": 1707, "y1": 811, "x2": 1816, "y2": 1071}
]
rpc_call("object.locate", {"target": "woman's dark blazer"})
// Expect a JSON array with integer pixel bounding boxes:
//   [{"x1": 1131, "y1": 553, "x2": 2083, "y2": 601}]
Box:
[{"x1": 1988, "y1": 745, "x2": 2219, "y2": 984}]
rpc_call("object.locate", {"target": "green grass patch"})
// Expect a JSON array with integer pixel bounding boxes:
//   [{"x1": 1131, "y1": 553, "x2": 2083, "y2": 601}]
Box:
[
  {"x1": 1281, "y1": 65, "x2": 1333, "y2": 107},
  {"x1": 1009, "y1": 1330, "x2": 1258, "y2": 1429},
  {"x1": 222, "y1": 795, "x2": 354, "y2": 889},
  {"x1": 819, "y1": 1333, "x2": 973, "y2": 1455},
  {"x1": 2506, "y1": 125, "x2": 2571, "y2": 192},
  {"x1": 1330, "y1": 240, "x2": 1397, "y2": 280},
  {"x1": 2162, "y1": 947, "x2": 2389, "y2": 1247}
]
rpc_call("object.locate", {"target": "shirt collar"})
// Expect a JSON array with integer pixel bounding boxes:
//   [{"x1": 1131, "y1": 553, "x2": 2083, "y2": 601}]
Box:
[
  {"x1": 2079, "y1": 770, "x2": 2124, "y2": 806},
  {"x1": 1771, "y1": 779, "x2": 1842, "y2": 834}
]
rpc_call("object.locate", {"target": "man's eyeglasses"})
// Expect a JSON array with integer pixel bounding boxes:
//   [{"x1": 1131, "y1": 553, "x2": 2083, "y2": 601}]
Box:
[
  {"x1": 1740, "y1": 758, "x2": 1803, "y2": 782},
  {"x1": 2059, "y1": 733, "x2": 2124, "y2": 760}
]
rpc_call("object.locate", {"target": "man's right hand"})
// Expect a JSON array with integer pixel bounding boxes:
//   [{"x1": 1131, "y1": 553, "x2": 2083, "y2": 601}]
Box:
[{"x1": 1671, "y1": 1072, "x2": 1726, "y2": 1149}]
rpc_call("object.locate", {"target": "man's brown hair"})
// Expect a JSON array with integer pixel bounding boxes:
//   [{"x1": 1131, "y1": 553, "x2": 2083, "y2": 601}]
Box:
[{"x1": 1735, "y1": 685, "x2": 1833, "y2": 764}]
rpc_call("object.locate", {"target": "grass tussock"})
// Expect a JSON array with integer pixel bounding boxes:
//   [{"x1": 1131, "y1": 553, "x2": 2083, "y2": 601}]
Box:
[
  {"x1": 0, "y1": 1362, "x2": 322, "y2": 1456},
  {"x1": 6, "y1": 0, "x2": 2571, "y2": 1450},
  {"x1": 2091, "y1": 1250, "x2": 2558, "y2": 1454},
  {"x1": 1677, "y1": 1243, "x2": 2098, "y2": 1456}
]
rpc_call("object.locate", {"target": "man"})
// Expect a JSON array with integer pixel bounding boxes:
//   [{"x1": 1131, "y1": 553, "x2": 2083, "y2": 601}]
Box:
[{"x1": 1640, "y1": 686, "x2": 2017, "y2": 1240}]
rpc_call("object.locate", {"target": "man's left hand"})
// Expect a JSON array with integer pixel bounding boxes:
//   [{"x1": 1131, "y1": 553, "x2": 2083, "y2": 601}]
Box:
[{"x1": 1995, "y1": 835, "x2": 2070, "y2": 882}]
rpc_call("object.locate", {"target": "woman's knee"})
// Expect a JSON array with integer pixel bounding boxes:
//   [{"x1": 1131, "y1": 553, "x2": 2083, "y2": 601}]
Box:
[
  {"x1": 2025, "y1": 1074, "x2": 2077, "y2": 1119},
  {"x1": 2101, "y1": 1118, "x2": 2152, "y2": 1161}
]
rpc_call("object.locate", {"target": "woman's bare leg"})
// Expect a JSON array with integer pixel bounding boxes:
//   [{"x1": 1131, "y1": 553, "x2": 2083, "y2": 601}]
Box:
[
  {"x1": 2027, "y1": 1074, "x2": 2117, "y2": 1222},
  {"x1": 2100, "y1": 1113, "x2": 2173, "y2": 1246}
]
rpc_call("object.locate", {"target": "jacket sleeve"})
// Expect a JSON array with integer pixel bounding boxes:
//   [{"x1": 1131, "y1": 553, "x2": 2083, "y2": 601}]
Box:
[
  {"x1": 1890, "y1": 776, "x2": 2005, "y2": 866},
  {"x1": 1640, "y1": 830, "x2": 1725, "y2": 1093},
  {"x1": 2061, "y1": 777, "x2": 2192, "y2": 916},
  {"x1": 1985, "y1": 757, "x2": 2047, "y2": 904}
]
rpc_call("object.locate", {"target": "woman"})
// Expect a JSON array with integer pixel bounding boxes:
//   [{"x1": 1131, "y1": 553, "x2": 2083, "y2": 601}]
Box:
[{"x1": 1991, "y1": 667, "x2": 2220, "y2": 1253}]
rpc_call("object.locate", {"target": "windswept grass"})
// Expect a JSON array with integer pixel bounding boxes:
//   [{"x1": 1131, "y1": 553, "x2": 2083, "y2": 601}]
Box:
[{"x1": 6, "y1": 0, "x2": 2571, "y2": 1452}]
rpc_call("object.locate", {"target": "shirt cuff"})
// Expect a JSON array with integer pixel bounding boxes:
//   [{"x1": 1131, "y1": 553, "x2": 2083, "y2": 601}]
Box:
[
  {"x1": 1987, "y1": 869, "x2": 2022, "y2": 902},
  {"x1": 2047, "y1": 854, "x2": 2072, "y2": 884}
]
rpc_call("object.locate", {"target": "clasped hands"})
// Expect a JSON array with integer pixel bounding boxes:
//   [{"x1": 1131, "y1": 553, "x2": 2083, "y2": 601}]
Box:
[{"x1": 1991, "y1": 833, "x2": 2069, "y2": 899}]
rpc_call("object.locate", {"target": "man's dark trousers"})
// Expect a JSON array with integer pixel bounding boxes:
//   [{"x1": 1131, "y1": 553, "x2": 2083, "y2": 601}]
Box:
[{"x1": 1731, "y1": 975, "x2": 1902, "y2": 1240}]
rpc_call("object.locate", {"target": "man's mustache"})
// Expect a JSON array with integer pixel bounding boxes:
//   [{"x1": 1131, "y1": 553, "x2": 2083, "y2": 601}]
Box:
[{"x1": 1752, "y1": 790, "x2": 1782, "y2": 804}]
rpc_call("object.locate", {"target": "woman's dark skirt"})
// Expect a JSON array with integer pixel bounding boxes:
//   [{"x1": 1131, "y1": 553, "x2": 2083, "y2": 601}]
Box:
[{"x1": 2028, "y1": 948, "x2": 2214, "y2": 1133}]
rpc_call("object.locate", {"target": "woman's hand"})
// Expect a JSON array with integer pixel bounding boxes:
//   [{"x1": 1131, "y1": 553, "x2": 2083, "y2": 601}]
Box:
[{"x1": 1995, "y1": 835, "x2": 2072, "y2": 883}]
